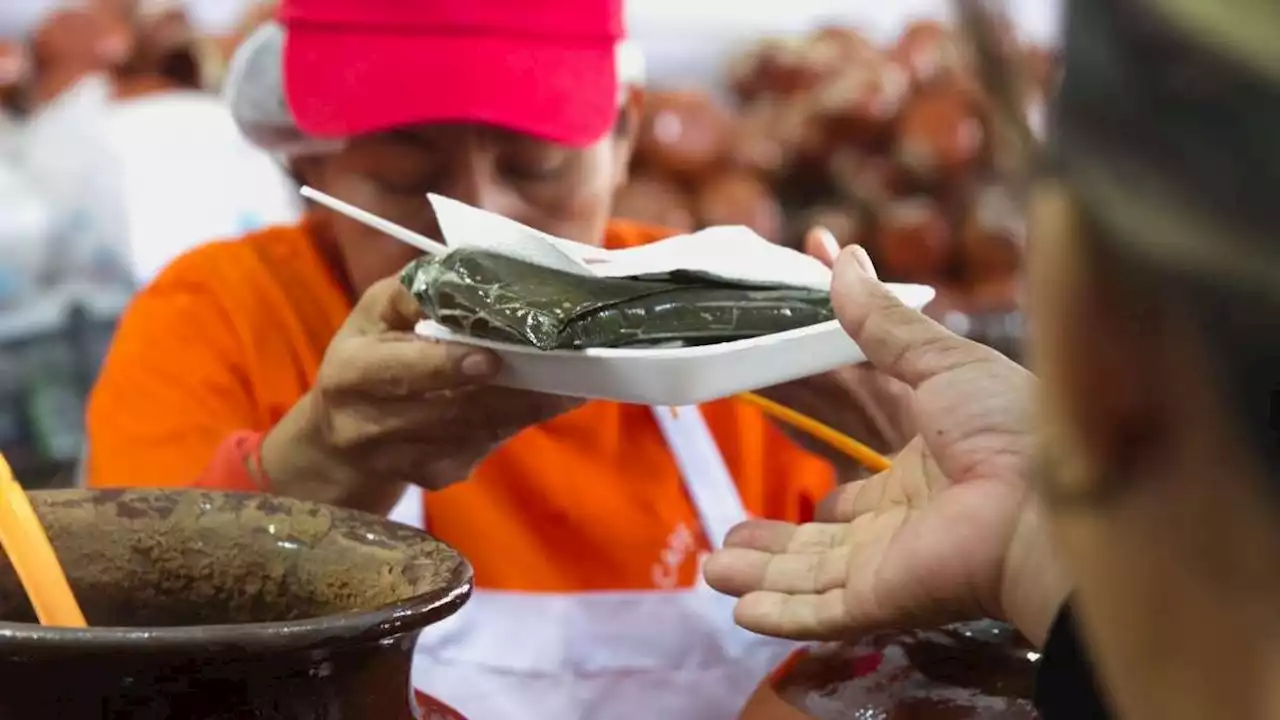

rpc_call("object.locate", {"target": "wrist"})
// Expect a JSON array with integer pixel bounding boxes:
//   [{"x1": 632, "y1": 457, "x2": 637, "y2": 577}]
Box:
[
  {"x1": 997, "y1": 498, "x2": 1072, "y2": 647},
  {"x1": 261, "y1": 393, "x2": 405, "y2": 515}
]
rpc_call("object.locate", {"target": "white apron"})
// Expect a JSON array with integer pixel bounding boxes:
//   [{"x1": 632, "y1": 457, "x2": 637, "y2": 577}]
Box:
[{"x1": 388, "y1": 406, "x2": 798, "y2": 719}]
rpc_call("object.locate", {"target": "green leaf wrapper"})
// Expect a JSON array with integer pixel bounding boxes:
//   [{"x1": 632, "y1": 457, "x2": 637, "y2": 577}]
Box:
[{"x1": 401, "y1": 249, "x2": 834, "y2": 351}]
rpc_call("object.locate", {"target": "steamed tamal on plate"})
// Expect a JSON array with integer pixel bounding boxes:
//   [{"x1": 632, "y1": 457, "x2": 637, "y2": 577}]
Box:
[{"x1": 401, "y1": 249, "x2": 834, "y2": 351}]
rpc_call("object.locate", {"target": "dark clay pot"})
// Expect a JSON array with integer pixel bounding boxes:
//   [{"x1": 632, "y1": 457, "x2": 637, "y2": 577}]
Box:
[
  {"x1": 0, "y1": 489, "x2": 472, "y2": 719},
  {"x1": 741, "y1": 621, "x2": 1040, "y2": 719}
]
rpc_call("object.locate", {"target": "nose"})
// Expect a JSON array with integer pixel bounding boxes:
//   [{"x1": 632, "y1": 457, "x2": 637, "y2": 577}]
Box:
[
  {"x1": 423, "y1": 165, "x2": 506, "y2": 246},
  {"x1": 438, "y1": 164, "x2": 505, "y2": 215},
  {"x1": 435, "y1": 136, "x2": 521, "y2": 218}
]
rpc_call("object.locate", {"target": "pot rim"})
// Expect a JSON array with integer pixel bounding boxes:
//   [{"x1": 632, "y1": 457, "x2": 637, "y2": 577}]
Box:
[
  {"x1": 0, "y1": 564, "x2": 472, "y2": 655},
  {"x1": 0, "y1": 489, "x2": 475, "y2": 655}
]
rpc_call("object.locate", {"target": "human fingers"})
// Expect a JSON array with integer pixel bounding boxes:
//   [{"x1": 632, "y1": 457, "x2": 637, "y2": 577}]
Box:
[
  {"x1": 342, "y1": 276, "x2": 427, "y2": 335},
  {"x1": 703, "y1": 544, "x2": 848, "y2": 597},
  {"x1": 815, "y1": 472, "x2": 910, "y2": 523},
  {"x1": 322, "y1": 336, "x2": 500, "y2": 398},
  {"x1": 733, "y1": 589, "x2": 849, "y2": 641},
  {"x1": 802, "y1": 226, "x2": 843, "y2": 268},
  {"x1": 722, "y1": 519, "x2": 851, "y2": 553},
  {"x1": 832, "y1": 248, "x2": 999, "y2": 389},
  {"x1": 460, "y1": 386, "x2": 585, "y2": 437},
  {"x1": 817, "y1": 444, "x2": 940, "y2": 522},
  {"x1": 815, "y1": 481, "x2": 867, "y2": 523}
]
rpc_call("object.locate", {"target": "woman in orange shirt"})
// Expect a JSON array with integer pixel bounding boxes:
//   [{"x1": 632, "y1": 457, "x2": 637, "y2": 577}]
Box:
[{"x1": 84, "y1": 2, "x2": 912, "y2": 717}]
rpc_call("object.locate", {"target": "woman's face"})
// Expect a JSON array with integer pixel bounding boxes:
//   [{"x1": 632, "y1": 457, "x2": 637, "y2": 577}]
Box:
[
  {"x1": 1027, "y1": 182, "x2": 1280, "y2": 719},
  {"x1": 303, "y1": 105, "x2": 637, "y2": 298}
]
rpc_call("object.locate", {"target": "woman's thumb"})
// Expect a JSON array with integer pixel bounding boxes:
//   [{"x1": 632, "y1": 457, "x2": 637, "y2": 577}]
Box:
[{"x1": 344, "y1": 276, "x2": 426, "y2": 336}]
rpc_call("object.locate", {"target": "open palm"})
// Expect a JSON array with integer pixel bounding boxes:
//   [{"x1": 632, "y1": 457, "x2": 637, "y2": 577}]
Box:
[{"x1": 704, "y1": 249, "x2": 1041, "y2": 641}]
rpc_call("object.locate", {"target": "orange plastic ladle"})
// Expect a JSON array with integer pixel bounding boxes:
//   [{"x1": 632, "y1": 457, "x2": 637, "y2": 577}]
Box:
[{"x1": 0, "y1": 453, "x2": 86, "y2": 627}]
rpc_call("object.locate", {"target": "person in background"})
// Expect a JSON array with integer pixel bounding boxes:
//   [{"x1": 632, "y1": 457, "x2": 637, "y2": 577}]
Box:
[
  {"x1": 710, "y1": 0, "x2": 1280, "y2": 718},
  {"x1": 0, "y1": 41, "x2": 25, "y2": 118},
  {"x1": 83, "y1": 1, "x2": 915, "y2": 717}
]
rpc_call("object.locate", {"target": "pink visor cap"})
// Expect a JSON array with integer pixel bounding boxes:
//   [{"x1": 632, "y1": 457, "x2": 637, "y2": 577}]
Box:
[{"x1": 278, "y1": 0, "x2": 626, "y2": 148}]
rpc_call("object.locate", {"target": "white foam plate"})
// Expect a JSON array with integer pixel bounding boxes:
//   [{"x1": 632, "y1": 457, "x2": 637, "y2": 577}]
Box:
[{"x1": 414, "y1": 282, "x2": 935, "y2": 406}]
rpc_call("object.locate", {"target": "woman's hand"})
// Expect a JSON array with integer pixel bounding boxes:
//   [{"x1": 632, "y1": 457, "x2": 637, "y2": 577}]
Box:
[
  {"x1": 705, "y1": 246, "x2": 1069, "y2": 646},
  {"x1": 261, "y1": 276, "x2": 581, "y2": 514}
]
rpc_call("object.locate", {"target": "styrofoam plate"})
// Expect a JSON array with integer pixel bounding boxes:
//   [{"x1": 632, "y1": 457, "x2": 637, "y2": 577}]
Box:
[{"x1": 414, "y1": 283, "x2": 935, "y2": 406}]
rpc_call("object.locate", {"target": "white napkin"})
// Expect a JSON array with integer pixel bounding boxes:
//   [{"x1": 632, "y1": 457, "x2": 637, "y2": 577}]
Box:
[{"x1": 429, "y1": 193, "x2": 832, "y2": 292}]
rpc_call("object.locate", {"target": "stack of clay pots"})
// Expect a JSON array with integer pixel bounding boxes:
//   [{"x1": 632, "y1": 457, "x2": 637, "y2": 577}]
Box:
[{"x1": 617, "y1": 21, "x2": 1057, "y2": 360}]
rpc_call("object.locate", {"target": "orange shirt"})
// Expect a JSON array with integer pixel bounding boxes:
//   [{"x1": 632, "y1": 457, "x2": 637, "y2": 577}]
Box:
[{"x1": 86, "y1": 221, "x2": 835, "y2": 591}]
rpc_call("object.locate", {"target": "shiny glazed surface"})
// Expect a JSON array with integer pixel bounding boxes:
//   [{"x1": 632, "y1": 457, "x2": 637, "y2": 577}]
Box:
[
  {"x1": 0, "y1": 489, "x2": 473, "y2": 719},
  {"x1": 748, "y1": 622, "x2": 1040, "y2": 719},
  {"x1": 403, "y1": 248, "x2": 833, "y2": 350}
]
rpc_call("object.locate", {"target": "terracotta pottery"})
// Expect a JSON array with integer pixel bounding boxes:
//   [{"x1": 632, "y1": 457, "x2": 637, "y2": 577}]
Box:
[
  {"x1": 613, "y1": 175, "x2": 698, "y2": 232},
  {"x1": 635, "y1": 90, "x2": 732, "y2": 182},
  {"x1": 0, "y1": 489, "x2": 473, "y2": 719},
  {"x1": 894, "y1": 87, "x2": 986, "y2": 188},
  {"x1": 739, "y1": 622, "x2": 1040, "y2": 719},
  {"x1": 873, "y1": 196, "x2": 954, "y2": 284},
  {"x1": 695, "y1": 171, "x2": 785, "y2": 242},
  {"x1": 890, "y1": 21, "x2": 966, "y2": 89}
]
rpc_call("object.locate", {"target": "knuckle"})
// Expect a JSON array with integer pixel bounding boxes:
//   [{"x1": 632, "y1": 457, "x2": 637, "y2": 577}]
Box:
[{"x1": 321, "y1": 405, "x2": 383, "y2": 450}]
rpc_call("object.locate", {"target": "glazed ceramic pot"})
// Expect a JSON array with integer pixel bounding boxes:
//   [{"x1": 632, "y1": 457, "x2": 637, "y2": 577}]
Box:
[
  {"x1": 740, "y1": 621, "x2": 1040, "y2": 719},
  {"x1": 0, "y1": 489, "x2": 472, "y2": 719}
]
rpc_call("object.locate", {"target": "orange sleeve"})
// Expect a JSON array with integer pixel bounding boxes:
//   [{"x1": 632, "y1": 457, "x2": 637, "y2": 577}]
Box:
[
  {"x1": 603, "y1": 219, "x2": 675, "y2": 249},
  {"x1": 85, "y1": 274, "x2": 261, "y2": 490},
  {"x1": 191, "y1": 431, "x2": 266, "y2": 492}
]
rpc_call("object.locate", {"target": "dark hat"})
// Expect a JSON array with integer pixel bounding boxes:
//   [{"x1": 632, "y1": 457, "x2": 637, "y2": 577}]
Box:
[{"x1": 1049, "y1": 0, "x2": 1280, "y2": 290}]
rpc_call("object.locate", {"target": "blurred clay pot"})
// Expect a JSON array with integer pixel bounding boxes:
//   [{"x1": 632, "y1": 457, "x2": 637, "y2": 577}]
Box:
[
  {"x1": 728, "y1": 37, "x2": 820, "y2": 102},
  {"x1": 738, "y1": 622, "x2": 1040, "y2": 720},
  {"x1": 730, "y1": 101, "x2": 798, "y2": 179},
  {"x1": 789, "y1": 205, "x2": 864, "y2": 251},
  {"x1": 811, "y1": 53, "x2": 911, "y2": 149},
  {"x1": 797, "y1": 26, "x2": 880, "y2": 84},
  {"x1": 894, "y1": 86, "x2": 986, "y2": 187},
  {"x1": 873, "y1": 196, "x2": 954, "y2": 283},
  {"x1": 960, "y1": 185, "x2": 1025, "y2": 285},
  {"x1": 0, "y1": 489, "x2": 473, "y2": 719},
  {"x1": 636, "y1": 90, "x2": 732, "y2": 181},
  {"x1": 695, "y1": 171, "x2": 784, "y2": 241},
  {"x1": 828, "y1": 147, "x2": 904, "y2": 209},
  {"x1": 614, "y1": 175, "x2": 697, "y2": 232},
  {"x1": 890, "y1": 20, "x2": 967, "y2": 88}
]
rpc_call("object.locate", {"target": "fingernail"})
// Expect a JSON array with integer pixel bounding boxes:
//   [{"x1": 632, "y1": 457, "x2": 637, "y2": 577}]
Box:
[
  {"x1": 816, "y1": 227, "x2": 842, "y2": 264},
  {"x1": 851, "y1": 245, "x2": 879, "y2": 279},
  {"x1": 460, "y1": 352, "x2": 497, "y2": 377}
]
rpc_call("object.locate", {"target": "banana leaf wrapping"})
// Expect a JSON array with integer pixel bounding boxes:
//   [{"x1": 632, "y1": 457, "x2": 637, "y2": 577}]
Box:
[{"x1": 401, "y1": 249, "x2": 834, "y2": 351}]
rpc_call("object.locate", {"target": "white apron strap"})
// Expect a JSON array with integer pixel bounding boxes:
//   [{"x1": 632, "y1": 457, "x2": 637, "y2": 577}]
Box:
[{"x1": 650, "y1": 405, "x2": 749, "y2": 549}]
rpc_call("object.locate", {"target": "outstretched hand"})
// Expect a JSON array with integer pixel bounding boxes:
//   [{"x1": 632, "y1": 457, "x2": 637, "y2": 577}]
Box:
[{"x1": 704, "y1": 245, "x2": 1068, "y2": 645}]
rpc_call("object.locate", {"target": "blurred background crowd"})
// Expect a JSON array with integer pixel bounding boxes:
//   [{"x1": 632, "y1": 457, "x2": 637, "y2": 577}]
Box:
[{"x1": 0, "y1": 0, "x2": 1057, "y2": 487}]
